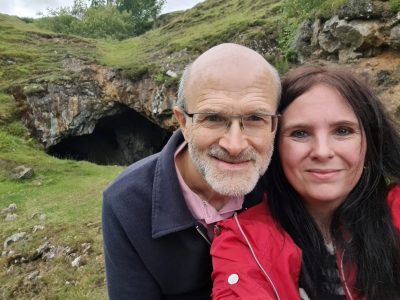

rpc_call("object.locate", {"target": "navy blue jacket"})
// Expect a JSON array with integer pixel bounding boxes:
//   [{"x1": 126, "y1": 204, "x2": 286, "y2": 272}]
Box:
[{"x1": 102, "y1": 130, "x2": 263, "y2": 299}]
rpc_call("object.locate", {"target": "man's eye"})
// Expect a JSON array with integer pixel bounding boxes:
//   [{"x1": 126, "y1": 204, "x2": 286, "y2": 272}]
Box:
[
  {"x1": 245, "y1": 115, "x2": 267, "y2": 122},
  {"x1": 336, "y1": 127, "x2": 353, "y2": 136},
  {"x1": 203, "y1": 114, "x2": 226, "y2": 123},
  {"x1": 290, "y1": 130, "x2": 308, "y2": 139}
]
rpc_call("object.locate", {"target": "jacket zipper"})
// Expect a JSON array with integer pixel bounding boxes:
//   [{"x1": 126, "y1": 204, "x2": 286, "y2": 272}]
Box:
[
  {"x1": 195, "y1": 225, "x2": 211, "y2": 245},
  {"x1": 233, "y1": 213, "x2": 281, "y2": 300},
  {"x1": 339, "y1": 249, "x2": 354, "y2": 300}
]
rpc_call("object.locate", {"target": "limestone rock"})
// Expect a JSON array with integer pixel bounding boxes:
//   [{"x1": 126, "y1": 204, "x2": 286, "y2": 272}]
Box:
[
  {"x1": 4, "y1": 232, "x2": 26, "y2": 248},
  {"x1": 71, "y1": 255, "x2": 86, "y2": 268},
  {"x1": 9, "y1": 165, "x2": 34, "y2": 180},
  {"x1": 293, "y1": 1, "x2": 398, "y2": 62},
  {"x1": 5, "y1": 213, "x2": 17, "y2": 221},
  {"x1": 338, "y1": 0, "x2": 391, "y2": 20},
  {"x1": 32, "y1": 225, "x2": 45, "y2": 233},
  {"x1": 1, "y1": 203, "x2": 17, "y2": 216},
  {"x1": 390, "y1": 25, "x2": 400, "y2": 49},
  {"x1": 166, "y1": 70, "x2": 178, "y2": 78}
]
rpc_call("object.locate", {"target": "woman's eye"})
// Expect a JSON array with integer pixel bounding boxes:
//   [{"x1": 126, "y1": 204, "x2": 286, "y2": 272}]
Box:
[
  {"x1": 290, "y1": 130, "x2": 308, "y2": 139},
  {"x1": 336, "y1": 127, "x2": 353, "y2": 136}
]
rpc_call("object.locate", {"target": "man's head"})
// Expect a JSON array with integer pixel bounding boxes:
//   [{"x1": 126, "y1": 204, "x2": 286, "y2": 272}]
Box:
[{"x1": 174, "y1": 43, "x2": 281, "y2": 199}]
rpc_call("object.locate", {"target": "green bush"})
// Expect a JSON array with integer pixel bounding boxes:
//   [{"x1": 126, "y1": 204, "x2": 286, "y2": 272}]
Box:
[
  {"x1": 390, "y1": 0, "x2": 400, "y2": 12},
  {"x1": 34, "y1": 0, "x2": 165, "y2": 40},
  {"x1": 72, "y1": 6, "x2": 134, "y2": 40},
  {"x1": 35, "y1": 14, "x2": 77, "y2": 35}
]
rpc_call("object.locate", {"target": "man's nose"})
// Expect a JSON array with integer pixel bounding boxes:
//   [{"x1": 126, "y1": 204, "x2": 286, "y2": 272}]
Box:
[{"x1": 218, "y1": 120, "x2": 249, "y2": 156}]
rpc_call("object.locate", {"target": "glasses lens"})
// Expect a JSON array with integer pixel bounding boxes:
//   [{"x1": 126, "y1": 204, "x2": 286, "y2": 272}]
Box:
[
  {"x1": 191, "y1": 113, "x2": 277, "y2": 135},
  {"x1": 194, "y1": 113, "x2": 228, "y2": 130}
]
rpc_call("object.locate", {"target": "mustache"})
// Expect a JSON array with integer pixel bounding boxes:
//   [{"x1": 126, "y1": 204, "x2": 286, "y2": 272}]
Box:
[{"x1": 207, "y1": 145, "x2": 258, "y2": 162}]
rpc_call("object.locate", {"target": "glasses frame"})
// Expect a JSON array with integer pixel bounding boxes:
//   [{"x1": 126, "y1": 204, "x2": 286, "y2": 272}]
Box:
[{"x1": 182, "y1": 110, "x2": 280, "y2": 133}]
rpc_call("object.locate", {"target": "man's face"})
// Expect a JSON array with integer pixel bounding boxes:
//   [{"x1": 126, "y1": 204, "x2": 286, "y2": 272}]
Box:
[{"x1": 179, "y1": 61, "x2": 279, "y2": 198}]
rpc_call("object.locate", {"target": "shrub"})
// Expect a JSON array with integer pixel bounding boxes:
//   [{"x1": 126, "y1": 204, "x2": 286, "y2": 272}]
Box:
[
  {"x1": 390, "y1": 0, "x2": 400, "y2": 12},
  {"x1": 72, "y1": 6, "x2": 134, "y2": 40}
]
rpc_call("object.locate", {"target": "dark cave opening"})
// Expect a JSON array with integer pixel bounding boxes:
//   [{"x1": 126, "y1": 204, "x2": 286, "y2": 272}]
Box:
[{"x1": 47, "y1": 109, "x2": 172, "y2": 166}]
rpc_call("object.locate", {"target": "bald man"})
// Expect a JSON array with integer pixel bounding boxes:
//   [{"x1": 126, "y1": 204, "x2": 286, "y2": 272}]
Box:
[{"x1": 102, "y1": 43, "x2": 281, "y2": 299}]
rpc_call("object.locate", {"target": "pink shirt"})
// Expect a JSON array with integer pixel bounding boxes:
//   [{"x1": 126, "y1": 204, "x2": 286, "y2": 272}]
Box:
[{"x1": 174, "y1": 141, "x2": 244, "y2": 238}]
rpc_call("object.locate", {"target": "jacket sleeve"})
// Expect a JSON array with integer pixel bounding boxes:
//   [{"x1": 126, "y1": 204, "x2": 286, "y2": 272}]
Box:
[
  {"x1": 102, "y1": 196, "x2": 162, "y2": 300},
  {"x1": 211, "y1": 221, "x2": 276, "y2": 300}
]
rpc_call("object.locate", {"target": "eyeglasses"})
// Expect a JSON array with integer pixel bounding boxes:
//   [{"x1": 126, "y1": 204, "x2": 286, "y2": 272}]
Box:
[{"x1": 183, "y1": 110, "x2": 280, "y2": 136}]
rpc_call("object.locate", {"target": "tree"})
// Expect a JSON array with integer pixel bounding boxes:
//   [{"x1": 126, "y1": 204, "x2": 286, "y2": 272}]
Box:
[
  {"x1": 36, "y1": 0, "x2": 165, "y2": 39},
  {"x1": 115, "y1": 0, "x2": 165, "y2": 35}
]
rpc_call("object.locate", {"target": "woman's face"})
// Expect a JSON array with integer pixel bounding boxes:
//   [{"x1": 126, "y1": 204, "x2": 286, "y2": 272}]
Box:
[{"x1": 279, "y1": 84, "x2": 366, "y2": 213}]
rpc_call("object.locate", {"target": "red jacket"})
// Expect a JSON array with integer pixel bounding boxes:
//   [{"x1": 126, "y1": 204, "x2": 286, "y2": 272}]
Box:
[{"x1": 211, "y1": 185, "x2": 400, "y2": 300}]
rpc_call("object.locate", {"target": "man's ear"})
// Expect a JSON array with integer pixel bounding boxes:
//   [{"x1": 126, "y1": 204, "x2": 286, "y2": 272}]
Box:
[{"x1": 173, "y1": 106, "x2": 189, "y2": 139}]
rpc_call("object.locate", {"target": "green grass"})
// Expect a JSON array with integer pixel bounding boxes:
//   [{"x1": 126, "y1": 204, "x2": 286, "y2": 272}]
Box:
[
  {"x1": 0, "y1": 129, "x2": 122, "y2": 299},
  {"x1": 97, "y1": 0, "x2": 283, "y2": 77},
  {"x1": 0, "y1": 87, "x2": 122, "y2": 298},
  {"x1": 0, "y1": 14, "x2": 96, "y2": 91}
]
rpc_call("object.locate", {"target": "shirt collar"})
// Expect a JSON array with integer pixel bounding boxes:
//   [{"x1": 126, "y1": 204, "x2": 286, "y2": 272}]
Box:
[{"x1": 174, "y1": 141, "x2": 244, "y2": 225}]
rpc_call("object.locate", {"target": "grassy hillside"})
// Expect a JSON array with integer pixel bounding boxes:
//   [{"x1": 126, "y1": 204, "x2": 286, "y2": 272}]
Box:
[
  {"x1": 0, "y1": 91, "x2": 122, "y2": 299},
  {"x1": 0, "y1": 0, "x2": 389, "y2": 298}
]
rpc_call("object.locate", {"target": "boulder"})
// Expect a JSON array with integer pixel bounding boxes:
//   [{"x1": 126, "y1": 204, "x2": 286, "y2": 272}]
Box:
[
  {"x1": 338, "y1": 0, "x2": 392, "y2": 20},
  {"x1": 4, "y1": 232, "x2": 26, "y2": 248},
  {"x1": 9, "y1": 165, "x2": 34, "y2": 180},
  {"x1": 390, "y1": 25, "x2": 400, "y2": 49}
]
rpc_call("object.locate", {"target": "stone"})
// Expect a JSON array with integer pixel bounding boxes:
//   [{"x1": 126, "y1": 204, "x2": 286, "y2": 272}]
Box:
[
  {"x1": 26, "y1": 270, "x2": 40, "y2": 281},
  {"x1": 71, "y1": 255, "x2": 86, "y2": 268},
  {"x1": 8, "y1": 203, "x2": 17, "y2": 211},
  {"x1": 5, "y1": 213, "x2": 17, "y2": 221},
  {"x1": 9, "y1": 165, "x2": 34, "y2": 180},
  {"x1": 81, "y1": 242, "x2": 92, "y2": 255},
  {"x1": 32, "y1": 225, "x2": 45, "y2": 233},
  {"x1": 166, "y1": 70, "x2": 178, "y2": 78},
  {"x1": 1, "y1": 203, "x2": 17, "y2": 216},
  {"x1": 338, "y1": 49, "x2": 362, "y2": 63},
  {"x1": 338, "y1": 0, "x2": 390, "y2": 20},
  {"x1": 318, "y1": 16, "x2": 385, "y2": 57},
  {"x1": 293, "y1": 20, "x2": 314, "y2": 63},
  {"x1": 4, "y1": 232, "x2": 26, "y2": 248},
  {"x1": 41, "y1": 244, "x2": 72, "y2": 261},
  {"x1": 390, "y1": 25, "x2": 400, "y2": 49},
  {"x1": 318, "y1": 16, "x2": 344, "y2": 53}
]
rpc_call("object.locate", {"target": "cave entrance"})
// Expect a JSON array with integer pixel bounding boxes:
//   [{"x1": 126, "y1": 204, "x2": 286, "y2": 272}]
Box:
[{"x1": 47, "y1": 108, "x2": 172, "y2": 166}]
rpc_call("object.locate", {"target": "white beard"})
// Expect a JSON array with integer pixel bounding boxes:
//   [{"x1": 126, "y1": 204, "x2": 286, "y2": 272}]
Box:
[{"x1": 187, "y1": 140, "x2": 273, "y2": 197}]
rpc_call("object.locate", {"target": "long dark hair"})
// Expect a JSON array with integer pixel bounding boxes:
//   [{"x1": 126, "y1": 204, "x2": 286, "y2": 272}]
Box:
[{"x1": 264, "y1": 66, "x2": 400, "y2": 299}]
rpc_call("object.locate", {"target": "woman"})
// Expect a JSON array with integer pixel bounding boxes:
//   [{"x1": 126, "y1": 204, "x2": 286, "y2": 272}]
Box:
[{"x1": 211, "y1": 66, "x2": 400, "y2": 300}]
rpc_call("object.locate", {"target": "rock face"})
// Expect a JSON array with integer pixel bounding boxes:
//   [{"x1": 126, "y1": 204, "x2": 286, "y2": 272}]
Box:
[
  {"x1": 15, "y1": 57, "x2": 177, "y2": 165},
  {"x1": 294, "y1": 0, "x2": 400, "y2": 62}
]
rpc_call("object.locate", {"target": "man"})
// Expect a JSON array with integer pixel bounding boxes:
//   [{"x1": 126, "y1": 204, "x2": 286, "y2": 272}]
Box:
[{"x1": 102, "y1": 43, "x2": 281, "y2": 299}]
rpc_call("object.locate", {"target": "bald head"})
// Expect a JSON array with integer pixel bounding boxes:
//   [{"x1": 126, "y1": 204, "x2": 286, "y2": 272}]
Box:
[{"x1": 177, "y1": 43, "x2": 281, "y2": 109}]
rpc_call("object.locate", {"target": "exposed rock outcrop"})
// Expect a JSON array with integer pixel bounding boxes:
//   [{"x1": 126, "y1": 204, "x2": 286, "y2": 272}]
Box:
[
  {"x1": 294, "y1": 0, "x2": 400, "y2": 63},
  {"x1": 14, "y1": 57, "x2": 178, "y2": 165}
]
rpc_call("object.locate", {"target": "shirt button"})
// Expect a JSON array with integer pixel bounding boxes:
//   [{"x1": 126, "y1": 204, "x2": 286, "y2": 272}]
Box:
[{"x1": 227, "y1": 273, "x2": 239, "y2": 285}]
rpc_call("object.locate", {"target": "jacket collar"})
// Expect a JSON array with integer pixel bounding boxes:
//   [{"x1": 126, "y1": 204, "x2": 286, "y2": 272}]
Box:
[{"x1": 151, "y1": 130, "x2": 196, "y2": 238}]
